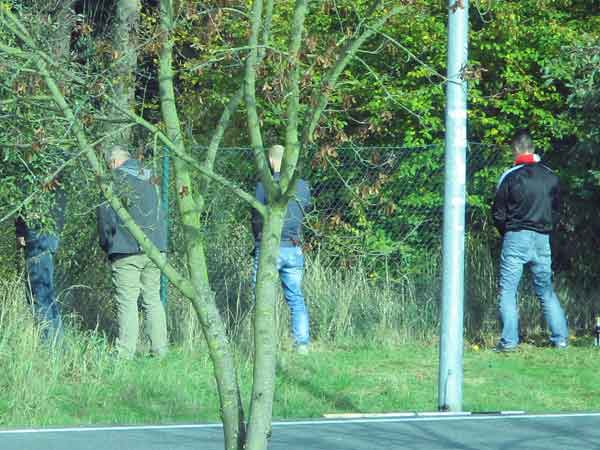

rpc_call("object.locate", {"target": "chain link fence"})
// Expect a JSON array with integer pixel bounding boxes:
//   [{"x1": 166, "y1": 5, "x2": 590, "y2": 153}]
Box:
[
  {"x1": 170, "y1": 143, "x2": 506, "y2": 343},
  {"x1": 4, "y1": 140, "x2": 591, "y2": 346},
  {"x1": 192, "y1": 142, "x2": 500, "y2": 272}
]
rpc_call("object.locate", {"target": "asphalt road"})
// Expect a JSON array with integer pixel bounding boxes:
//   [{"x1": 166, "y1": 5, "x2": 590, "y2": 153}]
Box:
[{"x1": 1, "y1": 413, "x2": 599, "y2": 450}]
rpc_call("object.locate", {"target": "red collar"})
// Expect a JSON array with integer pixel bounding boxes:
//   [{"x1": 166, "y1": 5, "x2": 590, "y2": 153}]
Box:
[{"x1": 514, "y1": 153, "x2": 540, "y2": 165}]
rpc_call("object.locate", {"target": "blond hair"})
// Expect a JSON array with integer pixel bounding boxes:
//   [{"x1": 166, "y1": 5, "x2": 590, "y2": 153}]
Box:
[
  {"x1": 268, "y1": 145, "x2": 285, "y2": 172},
  {"x1": 268, "y1": 144, "x2": 285, "y2": 162}
]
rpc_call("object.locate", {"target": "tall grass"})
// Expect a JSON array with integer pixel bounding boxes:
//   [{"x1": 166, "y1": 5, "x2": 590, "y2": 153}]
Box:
[
  {"x1": 304, "y1": 254, "x2": 440, "y2": 344},
  {"x1": 2, "y1": 238, "x2": 592, "y2": 357},
  {"x1": 0, "y1": 239, "x2": 596, "y2": 426},
  {"x1": 0, "y1": 279, "x2": 116, "y2": 425}
]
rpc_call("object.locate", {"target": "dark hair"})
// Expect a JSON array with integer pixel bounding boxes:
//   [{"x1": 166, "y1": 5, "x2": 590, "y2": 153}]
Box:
[{"x1": 511, "y1": 130, "x2": 534, "y2": 154}]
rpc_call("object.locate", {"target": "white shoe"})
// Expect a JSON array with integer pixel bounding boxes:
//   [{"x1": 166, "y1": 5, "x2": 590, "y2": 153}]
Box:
[{"x1": 295, "y1": 344, "x2": 309, "y2": 355}]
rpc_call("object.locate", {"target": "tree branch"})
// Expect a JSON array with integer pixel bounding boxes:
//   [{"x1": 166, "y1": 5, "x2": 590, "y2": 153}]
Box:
[
  {"x1": 201, "y1": 0, "x2": 274, "y2": 193},
  {"x1": 260, "y1": 0, "x2": 275, "y2": 62},
  {"x1": 354, "y1": 55, "x2": 423, "y2": 120},
  {"x1": 301, "y1": 5, "x2": 402, "y2": 147},
  {"x1": 201, "y1": 86, "x2": 244, "y2": 185},
  {"x1": 0, "y1": 192, "x2": 36, "y2": 224},
  {"x1": 0, "y1": 42, "x2": 30, "y2": 58},
  {"x1": 279, "y1": 0, "x2": 309, "y2": 196},
  {"x1": 0, "y1": 9, "x2": 86, "y2": 84},
  {"x1": 245, "y1": 0, "x2": 278, "y2": 200}
]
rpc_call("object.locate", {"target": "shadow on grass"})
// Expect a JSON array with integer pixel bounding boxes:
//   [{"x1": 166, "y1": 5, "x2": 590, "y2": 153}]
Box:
[
  {"x1": 276, "y1": 359, "x2": 358, "y2": 413},
  {"x1": 520, "y1": 332, "x2": 597, "y2": 348}
]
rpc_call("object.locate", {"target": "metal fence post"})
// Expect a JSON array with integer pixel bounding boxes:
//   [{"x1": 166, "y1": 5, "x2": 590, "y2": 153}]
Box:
[
  {"x1": 438, "y1": 0, "x2": 469, "y2": 412},
  {"x1": 160, "y1": 145, "x2": 170, "y2": 306}
]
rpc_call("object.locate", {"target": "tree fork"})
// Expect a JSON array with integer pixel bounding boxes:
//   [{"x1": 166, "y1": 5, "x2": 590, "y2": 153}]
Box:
[
  {"x1": 200, "y1": 0, "x2": 274, "y2": 194},
  {"x1": 158, "y1": 2, "x2": 245, "y2": 449}
]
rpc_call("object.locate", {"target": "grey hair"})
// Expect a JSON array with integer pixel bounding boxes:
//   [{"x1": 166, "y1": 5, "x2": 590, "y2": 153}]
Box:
[{"x1": 106, "y1": 145, "x2": 131, "y2": 163}]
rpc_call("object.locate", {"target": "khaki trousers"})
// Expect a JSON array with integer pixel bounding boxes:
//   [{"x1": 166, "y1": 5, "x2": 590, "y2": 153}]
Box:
[{"x1": 111, "y1": 253, "x2": 168, "y2": 358}]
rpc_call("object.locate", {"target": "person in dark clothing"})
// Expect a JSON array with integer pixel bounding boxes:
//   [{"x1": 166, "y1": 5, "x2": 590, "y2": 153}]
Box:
[
  {"x1": 492, "y1": 131, "x2": 568, "y2": 351},
  {"x1": 252, "y1": 144, "x2": 311, "y2": 354},
  {"x1": 15, "y1": 179, "x2": 66, "y2": 346},
  {"x1": 97, "y1": 145, "x2": 168, "y2": 358}
]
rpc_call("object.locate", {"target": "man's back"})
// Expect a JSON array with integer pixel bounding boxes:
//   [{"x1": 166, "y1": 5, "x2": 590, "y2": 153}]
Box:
[
  {"x1": 253, "y1": 176, "x2": 311, "y2": 245},
  {"x1": 97, "y1": 159, "x2": 166, "y2": 256},
  {"x1": 493, "y1": 162, "x2": 560, "y2": 235}
]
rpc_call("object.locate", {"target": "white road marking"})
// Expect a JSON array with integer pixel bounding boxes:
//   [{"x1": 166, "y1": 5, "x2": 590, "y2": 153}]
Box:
[
  {"x1": 1, "y1": 412, "x2": 599, "y2": 435},
  {"x1": 323, "y1": 413, "x2": 416, "y2": 419}
]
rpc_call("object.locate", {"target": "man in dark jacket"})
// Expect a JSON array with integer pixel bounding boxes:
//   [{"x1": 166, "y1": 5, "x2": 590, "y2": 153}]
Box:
[
  {"x1": 15, "y1": 178, "x2": 66, "y2": 346},
  {"x1": 97, "y1": 145, "x2": 168, "y2": 358},
  {"x1": 492, "y1": 131, "x2": 568, "y2": 351},
  {"x1": 252, "y1": 145, "x2": 311, "y2": 354}
]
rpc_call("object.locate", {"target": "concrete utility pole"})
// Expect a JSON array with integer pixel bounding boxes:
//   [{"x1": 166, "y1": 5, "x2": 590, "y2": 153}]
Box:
[{"x1": 438, "y1": 0, "x2": 469, "y2": 412}]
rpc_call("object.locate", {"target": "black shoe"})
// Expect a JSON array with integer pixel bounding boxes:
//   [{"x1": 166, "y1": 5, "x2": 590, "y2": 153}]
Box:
[{"x1": 493, "y1": 342, "x2": 517, "y2": 353}]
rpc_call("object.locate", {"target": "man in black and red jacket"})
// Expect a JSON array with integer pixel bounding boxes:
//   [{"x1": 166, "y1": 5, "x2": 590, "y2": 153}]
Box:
[{"x1": 492, "y1": 130, "x2": 568, "y2": 351}]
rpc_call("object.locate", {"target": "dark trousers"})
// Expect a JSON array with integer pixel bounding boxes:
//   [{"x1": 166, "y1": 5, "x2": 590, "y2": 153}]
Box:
[{"x1": 24, "y1": 232, "x2": 63, "y2": 344}]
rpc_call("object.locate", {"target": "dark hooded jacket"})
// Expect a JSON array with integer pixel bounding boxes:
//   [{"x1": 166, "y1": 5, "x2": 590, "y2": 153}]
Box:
[{"x1": 96, "y1": 159, "x2": 167, "y2": 257}]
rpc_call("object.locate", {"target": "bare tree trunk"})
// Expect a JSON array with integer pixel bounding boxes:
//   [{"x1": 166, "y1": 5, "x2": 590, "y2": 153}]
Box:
[
  {"x1": 48, "y1": 0, "x2": 75, "y2": 61},
  {"x1": 241, "y1": 3, "x2": 280, "y2": 447},
  {"x1": 107, "y1": 0, "x2": 140, "y2": 146},
  {"x1": 245, "y1": 205, "x2": 285, "y2": 450}
]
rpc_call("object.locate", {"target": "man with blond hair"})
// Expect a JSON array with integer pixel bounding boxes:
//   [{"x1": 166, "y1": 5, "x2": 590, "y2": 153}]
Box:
[
  {"x1": 97, "y1": 145, "x2": 168, "y2": 358},
  {"x1": 252, "y1": 144, "x2": 312, "y2": 354}
]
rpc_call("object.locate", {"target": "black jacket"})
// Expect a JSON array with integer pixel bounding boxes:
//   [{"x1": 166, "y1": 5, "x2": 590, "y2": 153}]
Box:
[
  {"x1": 492, "y1": 161, "x2": 560, "y2": 235},
  {"x1": 97, "y1": 159, "x2": 167, "y2": 257},
  {"x1": 252, "y1": 173, "x2": 311, "y2": 246},
  {"x1": 15, "y1": 188, "x2": 66, "y2": 241}
]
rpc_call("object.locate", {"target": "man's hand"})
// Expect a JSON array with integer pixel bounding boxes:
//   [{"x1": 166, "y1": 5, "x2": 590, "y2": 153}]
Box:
[{"x1": 16, "y1": 236, "x2": 26, "y2": 249}]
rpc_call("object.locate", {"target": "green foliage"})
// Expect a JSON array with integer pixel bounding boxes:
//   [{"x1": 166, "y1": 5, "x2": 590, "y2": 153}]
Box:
[
  {"x1": 156, "y1": 0, "x2": 600, "y2": 285},
  {"x1": 3, "y1": 0, "x2": 600, "y2": 346},
  {"x1": 535, "y1": 9, "x2": 600, "y2": 281},
  {"x1": 0, "y1": 1, "x2": 98, "y2": 231}
]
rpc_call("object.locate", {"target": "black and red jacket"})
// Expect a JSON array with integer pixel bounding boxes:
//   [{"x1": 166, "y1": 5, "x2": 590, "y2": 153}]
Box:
[{"x1": 492, "y1": 154, "x2": 560, "y2": 235}]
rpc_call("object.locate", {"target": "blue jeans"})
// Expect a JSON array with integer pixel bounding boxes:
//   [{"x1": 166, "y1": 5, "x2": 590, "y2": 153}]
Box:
[
  {"x1": 254, "y1": 245, "x2": 309, "y2": 345},
  {"x1": 498, "y1": 230, "x2": 568, "y2": 347},
  {"x1": 25, "y1": 232, "x2": 63, "y2": 344}
]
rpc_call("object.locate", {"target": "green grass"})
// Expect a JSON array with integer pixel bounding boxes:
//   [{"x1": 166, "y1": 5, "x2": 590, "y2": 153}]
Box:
[
  {"x1": 463, "y1": 340, "x2": 600, "y2": 412},
  {"x1": 1, "y1": 340, "x2": 599, "y2": 427},
  {"x1": 1, "y1": 250, "x2": 599, "y2": 430}
]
